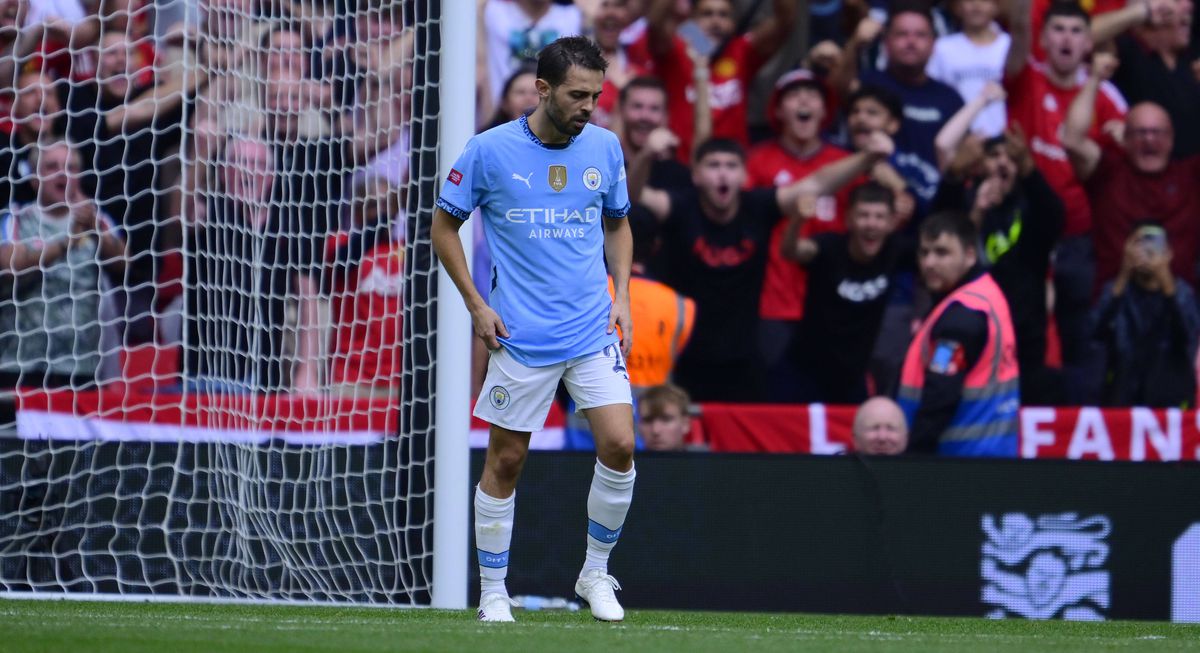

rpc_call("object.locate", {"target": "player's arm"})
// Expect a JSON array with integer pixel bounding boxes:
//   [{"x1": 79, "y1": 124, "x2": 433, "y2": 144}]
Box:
[
  {"x1": 779, "y1": 195, "x2": 820, "y2": 265},
  {"x1": 1004, "y1": 0, "x2": 1032, "y2": 78},
  {"x1": 604, "y1": 216, "x2": 634, "y2": 358},
  {"x1": 908, "y1": 302, "x2": 988, "y2": 453},
  {"x1": 776, "y1": 131, "x2": 893, "y2": 216},
  {"x1": 431, "y1": 207, "x2": 509, "y2": 349},
  {"x1": 1062, "y1": 53, "x2": 1116, "y2": 182},
  {"x1": 748, "y1": 0, "x2": 798, "y2": 58}
]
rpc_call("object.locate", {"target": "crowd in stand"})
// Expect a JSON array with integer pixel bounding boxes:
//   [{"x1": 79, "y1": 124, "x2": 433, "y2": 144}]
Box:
[
  {"x1": 473, "y1": 0, "x2": 1199, "y2": 424},
  {"x1": 0, "y1": 0, "x2": 1198, "y2": 445},
  {"x1": 0, "y1": 0, "x2": 408, "y2": 396}
]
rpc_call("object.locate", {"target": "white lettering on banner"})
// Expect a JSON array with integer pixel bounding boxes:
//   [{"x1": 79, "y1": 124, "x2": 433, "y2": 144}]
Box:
[
  {"x1": 981, "y1": 513, "x2": 1111, "y2": 621},
  {"x1": 807, "y1": 404, "x2": 845, "y2": 454},
  {"x1": 1021, "y1": 407, "x2": 1057, "y2": 458},
  {"x1": 1067, "y1": 408, "x2": 1115, "y2": 460},
  {"x1": 1131, "y1": 408, "x2": 1182, "y2": 461},
  {"x1": 1173, "y1": 524, "x2": 1200, "y2": 622}
]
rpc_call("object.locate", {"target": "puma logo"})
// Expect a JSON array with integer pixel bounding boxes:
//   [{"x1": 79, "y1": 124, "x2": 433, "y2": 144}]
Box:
[{"x1": 511, "y1": 172, "x2": 533, "y2": 189}]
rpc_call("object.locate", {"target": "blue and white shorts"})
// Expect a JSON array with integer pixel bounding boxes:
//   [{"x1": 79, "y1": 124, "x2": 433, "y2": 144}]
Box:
[{"x1": 473, "y1": 345, "x2": 633, "y2": 433}]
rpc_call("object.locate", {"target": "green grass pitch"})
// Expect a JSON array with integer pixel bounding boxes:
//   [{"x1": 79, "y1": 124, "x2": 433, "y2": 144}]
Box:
[{"x1": 2, "y1": 599, "x2": 1198, "y2": 652}]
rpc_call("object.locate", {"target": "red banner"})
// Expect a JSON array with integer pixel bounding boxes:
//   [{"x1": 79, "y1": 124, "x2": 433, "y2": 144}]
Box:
[{"x1": 697, "y1": 403, "x2": 1200, "y2": 461}]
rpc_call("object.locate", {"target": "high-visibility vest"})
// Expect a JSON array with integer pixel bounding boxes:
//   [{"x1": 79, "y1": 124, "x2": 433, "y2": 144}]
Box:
[
  {"x1": 609, "y1": 275, "x2": 696, "y2": 388},
  {"x1": 898, "y1": 273, "x2": 1020, "y2": 457}
]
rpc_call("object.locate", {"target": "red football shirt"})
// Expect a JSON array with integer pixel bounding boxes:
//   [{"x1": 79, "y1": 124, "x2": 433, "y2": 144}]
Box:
[
  {"x1": 747, "y1": 141, "x2": 851, "y2": 320},
  {"x1": 1088, "y1": 143, "x2": 1200, "y2": 289},
  {"x1": 1005, "y1": 62, "x2": 1127, "y2": 236},
  {"x1": 329, "y1": 241, "x2": 405, "y2": 387},
  {"x1": 643, "y1": 32, "x2": 768, "y2": 161}
]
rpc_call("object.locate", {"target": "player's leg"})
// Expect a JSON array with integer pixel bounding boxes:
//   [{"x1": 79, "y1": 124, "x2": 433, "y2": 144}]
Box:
[
  {"x1": 472, "y1": 347, "x2": 562, "y2": 622},
  {"x1": 563, "y1": 346, "x2": 635, "y2": 621},
  {"x1": 474, "y1": 424, "x2": 530, "y2": 622}
]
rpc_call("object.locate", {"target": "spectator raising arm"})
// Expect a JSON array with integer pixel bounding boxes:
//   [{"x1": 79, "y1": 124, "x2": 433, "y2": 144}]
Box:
[
  {"x1": 1003, "y1": 0, "x2": 1033, "y2": 78},
  {"x1": 747, "y1": 0, "x2": 797, "y2": 58},
  {"x1": 775, "y1": 131, "x2": 894, "y2": 215},
  {"x1": 779, "y1": 193, "x2": 820, "y2": 264},
  {"x1": 935, "y1": 82, "x2": 1007, "y2": 172},
  {"x1": 831, "y1": 15, "x2": 882, "y2": 98},
  {"x1": 1091, "y1": 0, "x2": 1173, "y2": 45},
  {"x1": 1062, "y1": 52, "x2": 1120, "y2": 182}
]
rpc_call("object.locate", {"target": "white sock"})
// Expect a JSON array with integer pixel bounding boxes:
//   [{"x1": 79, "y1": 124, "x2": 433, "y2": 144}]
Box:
[
  {"x1": 475, "y1": 485, "x2": 514, "y2": 597},
  {"x1": 582, "y1": 460, "x2": 636, "y2": 575}
]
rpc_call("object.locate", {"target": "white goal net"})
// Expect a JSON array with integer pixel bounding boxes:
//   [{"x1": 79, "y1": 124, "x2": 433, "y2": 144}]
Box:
[{"x1": 0, "y1": 0, "x2": 447, "y2": 604}]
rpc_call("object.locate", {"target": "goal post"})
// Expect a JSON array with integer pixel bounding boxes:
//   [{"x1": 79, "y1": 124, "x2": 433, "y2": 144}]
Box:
[{"x1": 431, "y1": 0, "x2": 475, "y2": 612}]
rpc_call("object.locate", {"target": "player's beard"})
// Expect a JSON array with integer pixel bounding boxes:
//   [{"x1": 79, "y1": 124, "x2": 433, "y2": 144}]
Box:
[{"x1": 546, "y1": 98, "x2": 586, "y2": 137}]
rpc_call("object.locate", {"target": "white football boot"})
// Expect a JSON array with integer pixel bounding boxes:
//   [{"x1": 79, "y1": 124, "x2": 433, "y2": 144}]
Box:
[
  {"x1": 574, "y1": 569, "x2": 625, "y2": 622},
  {"x1": 477, "y1": 592, "x2": 518, "y2": 622}
]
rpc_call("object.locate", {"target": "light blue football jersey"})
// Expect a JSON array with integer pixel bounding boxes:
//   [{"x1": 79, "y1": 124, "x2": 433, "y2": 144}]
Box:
[{"x1": 437, "y1": 114, "x2": 631, "y2": 367}]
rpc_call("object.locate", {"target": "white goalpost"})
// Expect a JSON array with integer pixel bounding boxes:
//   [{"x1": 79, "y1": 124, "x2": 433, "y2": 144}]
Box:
[{"x1": 0, "y1": 0, "x2": 472, "y2": 607}]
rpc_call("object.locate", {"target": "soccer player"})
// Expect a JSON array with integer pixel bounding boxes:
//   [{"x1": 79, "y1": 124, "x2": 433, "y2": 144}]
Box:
[{"x1": 432, "y1": 36, "x2": 635, "y2": 623}]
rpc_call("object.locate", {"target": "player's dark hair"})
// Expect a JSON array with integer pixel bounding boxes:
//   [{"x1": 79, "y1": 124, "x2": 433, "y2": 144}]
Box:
[
  {"x1": 884, "y1": 0, "x2": 935, "y2": 33},
  {"x1": 850, "y1": 181, "x2": 895, "y2": 211},
  {"x1": 537, "y1": 36, "x2": 608, "y2": 87},
  {"x1": 1042, "y1": 1, "x2": 1091, "y2": 29},
  {"x1": 847, "y1": 84, "x2": 903, "y2": 122},
  {"x1": 920, "y1": 211, "x2": 979, "y2": 251},
  {"x1": 693, "y1": 138, "x2": 745, "y2": 163},
  {"x1": 619, "y1": 76, "x2": 667, "y2": 107}
]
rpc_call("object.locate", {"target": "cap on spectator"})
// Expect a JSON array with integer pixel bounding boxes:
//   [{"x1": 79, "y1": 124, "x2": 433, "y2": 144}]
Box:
[{"x1": 767, "y1": 68, "x2": 830, "y2": 134}]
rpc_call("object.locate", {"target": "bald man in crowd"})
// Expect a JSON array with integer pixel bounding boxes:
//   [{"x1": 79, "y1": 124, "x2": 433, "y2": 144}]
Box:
[
  {"x1": 1062, "y1": 53, "x2": 1200, "y2": 293},
  {"x1": 852, "y1": 396, "x2": 909, "y2": 455}
]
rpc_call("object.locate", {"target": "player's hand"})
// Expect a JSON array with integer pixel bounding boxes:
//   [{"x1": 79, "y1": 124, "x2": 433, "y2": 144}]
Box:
[
  {"x1": 470, "y1": 303, "x2": 509, "y2": 351},
  {"x1": 1091, "y1": 52, "x2": 1119, "y2": 81},
  {"x1": 608, "y1": 296, "x2": 633, "y2": 359}
]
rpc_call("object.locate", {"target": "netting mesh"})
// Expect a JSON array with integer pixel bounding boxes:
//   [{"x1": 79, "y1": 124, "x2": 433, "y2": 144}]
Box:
[{"x1": 0, "y1": 0, "x2": 440, "y2": 604}]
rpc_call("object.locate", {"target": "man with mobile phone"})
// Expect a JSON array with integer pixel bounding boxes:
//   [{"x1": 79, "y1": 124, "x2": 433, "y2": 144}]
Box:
[
  {"x1": 1091, "y1": 221, "x2": 1200, "y2": 408},
  {"x1": 1061, "y1": 53, "x2": 1200, "y2": 293}
]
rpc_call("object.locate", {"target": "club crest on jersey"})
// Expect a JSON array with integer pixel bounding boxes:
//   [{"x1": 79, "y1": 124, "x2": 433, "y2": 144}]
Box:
[
  {"x1": 489, "y1": 386, "x2": 511, "y2": 410},
  {"x1": 548, "y1": 165, "x2": 568, "y2": 192},
  {"x1": 583, "y1": 166, "x2": 602, "y2": 191}
]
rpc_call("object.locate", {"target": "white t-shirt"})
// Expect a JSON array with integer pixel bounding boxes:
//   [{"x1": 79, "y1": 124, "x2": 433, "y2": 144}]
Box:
[
  {"x1": 926, "y1": 30, "x2": 1011, "y2": 137},
  {"x1": 485, "y1": 0, "x2": 582, "y2": 103},
  {"x1": 24, "y1": 0, "x2": 87, "y2": 27}
]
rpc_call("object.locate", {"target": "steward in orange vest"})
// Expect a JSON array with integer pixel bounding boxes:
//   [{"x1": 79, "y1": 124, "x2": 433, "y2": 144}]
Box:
[{"x1": 898, "y1": 212, "x2": 1019, "y2": 456}]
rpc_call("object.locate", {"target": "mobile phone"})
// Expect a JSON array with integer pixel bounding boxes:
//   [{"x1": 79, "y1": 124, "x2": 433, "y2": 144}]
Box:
[
  {"x1": 1138, "y1": 231, "x2": 1167, "y2": 255},
  {"x1": 677, "y1": 20, "x2": 716, "y2": 59}
]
